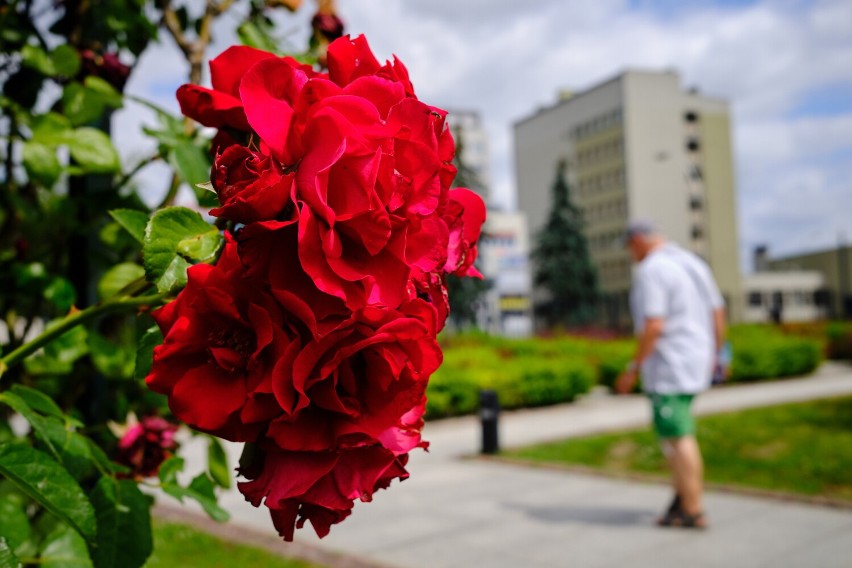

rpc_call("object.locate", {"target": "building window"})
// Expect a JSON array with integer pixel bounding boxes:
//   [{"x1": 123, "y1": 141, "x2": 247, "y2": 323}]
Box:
[
  {"x1": 684, "y1": 111, "x2": 699, "y2": 123},
  {"x1": 691, "y1": 225, "x2": 703, "y2": 239},
  {"x1": 748, "y1": 292, "x2": 762, "y2": 307},
  {"x1": 689, "y1": 165, "x2": 703, "y2": 180},
  {"x1": 686, "y1": 138, "x2": 700, "y2": 152},
  {"x1": 689, "y1": 195, "x2": 703, "y2": 210}
]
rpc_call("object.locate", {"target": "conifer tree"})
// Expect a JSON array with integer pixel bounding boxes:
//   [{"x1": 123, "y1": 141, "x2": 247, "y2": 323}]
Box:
[{"x1": 532, "y1": 160, "x2": 600, "y2": 326}]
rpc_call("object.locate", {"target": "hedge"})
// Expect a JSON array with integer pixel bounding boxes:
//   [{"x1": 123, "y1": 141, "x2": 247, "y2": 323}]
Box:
[
  {"x1": 428, "y1": 326, "x2": 826, "y2": 415},
  {"x1": 426, "y1": 337, "x2": 597, "y2": 418},
  {"x1": 728, "y1": 325, "x2": 823, "y2": 381}
]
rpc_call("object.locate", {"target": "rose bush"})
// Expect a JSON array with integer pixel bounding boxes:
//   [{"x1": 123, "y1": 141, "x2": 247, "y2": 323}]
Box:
[{"x1": 149, "y1": 34, "x2": 487, "y2": 540}]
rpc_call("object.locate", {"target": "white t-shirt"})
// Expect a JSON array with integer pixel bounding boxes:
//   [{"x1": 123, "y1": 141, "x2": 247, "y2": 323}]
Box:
[{"x1": 630, "y1": 243, "x2": 724, "y2": 394}]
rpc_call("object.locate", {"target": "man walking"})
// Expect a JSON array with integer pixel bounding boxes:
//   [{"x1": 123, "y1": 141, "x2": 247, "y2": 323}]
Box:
[{"x1": 616, "y1": 221, "x2": 726, "y2": 529}]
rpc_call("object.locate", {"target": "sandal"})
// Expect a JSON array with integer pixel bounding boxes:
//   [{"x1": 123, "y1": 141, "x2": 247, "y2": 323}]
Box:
[
  {"x1": 658, "y1": 507, "x2": 707, "y2": 529},
  {"x1": 656, "y1": 494, "x2": 681, "y2": 526}
]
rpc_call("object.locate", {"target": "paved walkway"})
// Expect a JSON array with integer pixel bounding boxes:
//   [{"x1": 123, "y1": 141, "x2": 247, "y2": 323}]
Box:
[{"x1": 173, "y1": 362, "x2": 852, "y2": 568}]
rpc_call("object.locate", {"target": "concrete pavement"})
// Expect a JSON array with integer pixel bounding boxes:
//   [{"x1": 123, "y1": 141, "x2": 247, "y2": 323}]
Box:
[{"x1": 172, "y1": 361, "x2": 852, "y2": 568}]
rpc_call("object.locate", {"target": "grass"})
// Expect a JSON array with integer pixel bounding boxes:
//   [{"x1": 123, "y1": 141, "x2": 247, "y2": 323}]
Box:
[
  {"x1": 145, "y1": 522, "x2": 322, "y2": 568},
  {"x1": 505, "y1": 396, "x2": 852, "y2": 502}
]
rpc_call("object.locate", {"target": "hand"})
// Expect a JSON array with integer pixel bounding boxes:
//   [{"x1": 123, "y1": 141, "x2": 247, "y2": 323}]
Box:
[{"x1": 615, "y1": 367, "x2": 638, "y2": 394}]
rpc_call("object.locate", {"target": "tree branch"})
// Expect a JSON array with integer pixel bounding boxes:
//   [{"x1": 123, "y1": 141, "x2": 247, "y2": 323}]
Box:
[{"x1": 114, "y1": 152, "x2": 162, "y2": 193}]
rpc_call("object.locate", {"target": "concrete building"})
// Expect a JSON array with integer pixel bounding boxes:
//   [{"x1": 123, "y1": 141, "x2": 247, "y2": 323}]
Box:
[
  {"x1": 514, "y1": 70, "x2": 743, "y2": 327},
  {"x1": 742, "y1": 271, "x2": 828, "y2": 323},
  {"x1": 446, "y1": 109, "x2": 533, "y2": 336},
  {"x1": 476, "y1": 211, "x2": 534, "y2": 337},
  {"x1": 446, "y1": 110, "x2": 491, "y2": 204},
  {"x1": 768, "y1": 244, "x2": 852, "y2": 319}
]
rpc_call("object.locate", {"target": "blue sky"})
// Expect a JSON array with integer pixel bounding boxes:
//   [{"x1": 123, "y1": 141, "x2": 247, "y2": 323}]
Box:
[{"x1": 115, "y1": 0, "x2": 852, "y2": 271}]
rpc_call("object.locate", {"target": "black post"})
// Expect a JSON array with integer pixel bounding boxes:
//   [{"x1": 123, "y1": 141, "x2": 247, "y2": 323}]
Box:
[{"x1": 479, "y1": 389, "x2": 500, "y2": 455}]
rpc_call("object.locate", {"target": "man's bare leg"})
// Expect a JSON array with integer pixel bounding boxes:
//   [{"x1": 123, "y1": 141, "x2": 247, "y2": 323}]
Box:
[{"x1": 662, "y1": 436, "x2": 705, "y2": 524}]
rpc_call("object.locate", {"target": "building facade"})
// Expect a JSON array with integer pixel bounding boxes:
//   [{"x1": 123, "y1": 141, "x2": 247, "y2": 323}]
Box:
[
  {"x1": 446, "y1": 110, "x2": 491, "y2": 204},
  {"x1": 741, "y1": 271, "x2": 827, "y2": 323},
  {"x1": 768, "y1": 244, "x2": 852, "y2": 319},
  {"x1": 514, "y1": 70, "x2": 742, "y2": 327},
  {"x1": 446, "y1": 109, "x2": 533, "y2": 336},
  {"x1": 476, "y1": 211, "x2": 534, "y2": 337}
]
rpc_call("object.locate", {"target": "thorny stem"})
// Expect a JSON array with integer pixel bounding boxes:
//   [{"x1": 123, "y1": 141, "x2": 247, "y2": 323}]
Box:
[{"x1": 0, "y1": 291, "x2": 167, "y2": 381}]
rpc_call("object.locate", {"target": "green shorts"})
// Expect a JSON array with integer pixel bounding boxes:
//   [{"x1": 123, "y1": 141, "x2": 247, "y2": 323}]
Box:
[{"x1": 649, "y1": 394, "x2": 696, "y2": 439}]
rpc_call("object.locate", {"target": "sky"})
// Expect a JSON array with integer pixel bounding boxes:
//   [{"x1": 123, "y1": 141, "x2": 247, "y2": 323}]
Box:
[{"x1": 115, "y1": 0, "x2": 852, "y2": 272}]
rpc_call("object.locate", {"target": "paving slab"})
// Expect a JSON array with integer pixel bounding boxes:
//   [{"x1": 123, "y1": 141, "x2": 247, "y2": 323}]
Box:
[{"x1": 167, "y1": 362, "x2": 852, "y2": 568}]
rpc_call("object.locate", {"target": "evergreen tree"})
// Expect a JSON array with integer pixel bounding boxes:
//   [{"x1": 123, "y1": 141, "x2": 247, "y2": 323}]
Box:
[{"x1": 532, "y1": 160, "x2": 600, "y2": 326}]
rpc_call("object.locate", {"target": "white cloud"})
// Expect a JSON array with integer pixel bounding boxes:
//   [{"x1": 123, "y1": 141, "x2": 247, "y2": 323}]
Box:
[{"x1": 334, "y1": 0, "x2": 852, "y2": 263}]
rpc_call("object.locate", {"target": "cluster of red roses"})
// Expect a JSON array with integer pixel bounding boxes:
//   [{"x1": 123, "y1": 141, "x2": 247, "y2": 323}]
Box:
[{"x1": 146, "y1": 35, "x2": 485, "y2": 540}]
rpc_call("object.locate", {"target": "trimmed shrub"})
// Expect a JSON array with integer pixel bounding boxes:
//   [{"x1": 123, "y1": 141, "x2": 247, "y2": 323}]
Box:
[
  {"x1": 728, "y1": 325, "x2": 823, "y2": 382},
  {"x1": 425, "y1": 336, "x2": 597, "y2": 418},
  {"x1": 826, "y1": 322, "x2": 852, "y2": 360}
]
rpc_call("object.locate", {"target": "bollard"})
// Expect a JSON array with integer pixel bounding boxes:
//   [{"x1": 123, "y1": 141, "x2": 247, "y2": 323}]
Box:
[{"x1": 479, "y1": 389, "x2": 500, "y2": 454}]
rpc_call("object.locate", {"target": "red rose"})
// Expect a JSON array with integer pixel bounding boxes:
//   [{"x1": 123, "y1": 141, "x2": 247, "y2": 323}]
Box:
[
  {"x1": 177, "y1": 46, "x2": 321, "y2": 131},
  {"x1": 312, "y1": 12, "x2": 345, "y2": 42},
  {"x1": 265, "y1": 300, "x2": 440, "y2": 454},
  {"x1": 443, "y1": 188, "x2": 487, "y2": 277},
  {"x1": 146, "y1": 238, "x2": 304, "y2": 442},
  {"x1": 239, "y1": 446, "x2": 411, "y2": 540},
  {"x1": 407, "y1": 271, "x2": 450, "y2": 332},
  {"x1": 116, "y1": 415, "x2": 179, "y2": 478},
  {"x1": 210, "y1": 145, "x2": 295, "y2": 224},
  {"x1": 327, "y1": 35, "x2": 415, "y2": 98},
  {"x1": 236, "y1": 223, "x2": 348, "y2": 335},
  {"x1": 236, "y1": 57, "x2": 451, "y2": 309}
]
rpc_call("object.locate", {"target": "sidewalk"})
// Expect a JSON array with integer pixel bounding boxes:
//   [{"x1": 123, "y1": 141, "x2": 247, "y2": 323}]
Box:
[{"x1": 174, "y1": 362, "x2": 852, "y2": 568}]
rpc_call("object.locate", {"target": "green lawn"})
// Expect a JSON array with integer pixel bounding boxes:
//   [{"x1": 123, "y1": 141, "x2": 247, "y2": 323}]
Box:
[
  {"x1": 506, "y1": 396, "x2": 852, "y2": 502},
  {"x1": 145, "y1": 522, "x2": 322, "y2": 568}
]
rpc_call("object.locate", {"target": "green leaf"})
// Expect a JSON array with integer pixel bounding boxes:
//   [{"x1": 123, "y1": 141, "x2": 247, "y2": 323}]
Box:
[
  {"x1": 0, "y1": 538, "x2": 22, "y2": 568},
  {"x1": 134, "y1": 326, "x2": 163, "y2": 381},
  {"x1": 84, "y1": 77, "x2": 123, "y2": 108},
  {"x1": 22, "y1": 141, "x2": 60, "y2": 187},
  {"x1": 0, "y1": 392, "x2": 60, "y2": 458},
  {"x1": 87, "y1": 332, "x2": 134, "y2": 380},
  {"x1": 44, "y1": 277, "x2": 77, "y2": 313},
  {"x1": 21, "y1": 44, "x2": 54, "y2": 75},
  {"x1": 0, "y1": 392, "x2": 95, "y2": 481},
  {"x1": 31, "y1": 113, "x2": 73, "y2": 145},
  {"x1": 0, "y1": 443, "x2": 96, "y2": 543},
  {"x1": 0, "y1": 497, "x2": 31, "y2": 553},
  {"x1": 158, "y1": 458, "x2": 229, "y2": 522},
  {"x1": 167, "y1": 140, "x2": 213, "y2": 203},
  {"x1": 176, "y1": 231, "x2": 222, "y2": 264},
  {"x1": 157, "y1": 456, "x2": 183, "y2": 486},
  {"x1": 63, "y1": 83, "x2": 106, "y2": 127},
  {"x1": 64, "y1": 128, "x2": 120, "y2": 173},
  {"x1": 142, "y1": 207, "x2": 222, "y2": 293},
  {"x1": 39, "y1": 523, "x2": 92, "y2": 568},
  {"x1": 24, "y1": 323, "x2": 88, "y2": 376},
  {"x1": 8, "y1": 385, "x2": 64, "y2": 419},
  {"x1": 49, "y1": 45, "x2": 81, "y2": 77},
  {"x1": 237, "y1": 21, "x2": 279, "y2": 53},
  {"x1": 108, "y1": 209, "x2": 148, "y2": 244},
  {"x1": 89, "y1": 478, "x2": 153, "y2": 568},
  {"x1": 97, "y1": 263, "x2": 145, "y2": 300},
  {"x1": 207, "y1": 436, "x2": 231, "y2": 489},
  {"x1": 163, "y1": 473, "x2": 230, "y2": 523},
  {"x1": 38, "y1": 420, "x2": 96, "y2": 481}
]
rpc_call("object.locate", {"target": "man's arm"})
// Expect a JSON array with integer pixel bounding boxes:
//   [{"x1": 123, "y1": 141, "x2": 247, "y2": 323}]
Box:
[
  {"x1": 615, "y1": 317, "x2": 664, "y2": 394},
  {"x1": 713, "y1": 307, "x2": 726, "y2": 352}
]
